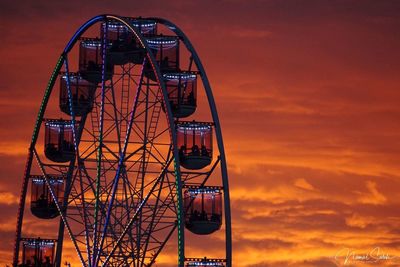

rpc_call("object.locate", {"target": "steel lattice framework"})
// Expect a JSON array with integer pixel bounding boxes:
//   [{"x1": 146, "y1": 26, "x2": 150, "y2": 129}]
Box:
[{"x1": 13, "y1": 15, "x2": 232, "y2": 267}]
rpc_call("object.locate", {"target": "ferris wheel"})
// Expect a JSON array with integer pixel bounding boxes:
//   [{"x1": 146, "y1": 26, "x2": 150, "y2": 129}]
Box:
[{"x1": 12, "y1": 14, "x2": 232, "y2": 267}]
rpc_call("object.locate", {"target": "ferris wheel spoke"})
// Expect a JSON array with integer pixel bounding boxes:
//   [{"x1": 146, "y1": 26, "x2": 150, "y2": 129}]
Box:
[
  {"x1": 80, "y1": 126, "x2": 120, "y2": 161},
  {"x1": 76, "y1": 170, "x2": 92, "y2": 260},
  {"x1": 70, "y1": 170, "x2": 129, "y2": 255},
  {"x1": 120, "y1": 172, "x2": 137, "y2": 254},
  {"x1": 138, "y1": 185, "x2": 178, "y2": 261},
  {"x1": 107, "y1": 80, "x2": 123, "y2": 154},
  {"x1": 147, "y1": 223, "x2": 176, "y2": 266},
  {"x1": 91, "y1": 20, "x2": 111, "y2": 266},
  {"x1": 95, "y1": 58, "x2": 147, "y2": 266},
  {"x1": 101, "y1": 158, "x2": 173, "y2": 267},
  {"x1": 182, "y1": 156, "x2": 221, "y2": 186},
  {"x1": 140, "y1": 176, "x2": 171, "y2": 264},
  {"x1": 144, "y1": 146, "x2": 167, "y2": 165}
]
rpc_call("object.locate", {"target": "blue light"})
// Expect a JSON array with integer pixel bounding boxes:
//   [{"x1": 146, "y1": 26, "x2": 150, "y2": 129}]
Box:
[
  {"x1": 164, "y1": 73, "x2": 196, "y2": 81},
  {"x1": 32, "y1": 178, "x2": 63, "y2": 184},
  {"x1": 147, "y1": 36, "x2": 178, "y2": 49},
  {"x1": 103, "y1": 22, "x2": 126, "y2": 29},
  {"x1": 188, "y1": 188, "x2": 220, "y2": 195},
  {"x1": 130, "y1": 20, "x2": 156, "y2": 28},
  {"x1": 64, "y1": 15, "x2": 104, "y2": 53},
  {"x1": 187, "y1": 263, "x2": 224, "y2": 266},
  {"x1": 81, "y1": 41, "x2": 102, "y2": 47},
  {"x1": 177, "y1": 124, "x2": 212, "y2": 131},
  {"x1": 45, "y1": 121, "x2": 75, "y2": 128},
  {"x1": 23, "y1": 240, "x2": 55, "y2": 247},
  {"x1": 61, "y1": 74, "x2": 81, "y2": 83}
]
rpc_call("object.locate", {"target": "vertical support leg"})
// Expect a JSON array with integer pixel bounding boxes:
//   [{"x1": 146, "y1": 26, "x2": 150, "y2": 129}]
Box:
[{"x1": 172, "y1": 143, "x2": 185, "y2": 266}]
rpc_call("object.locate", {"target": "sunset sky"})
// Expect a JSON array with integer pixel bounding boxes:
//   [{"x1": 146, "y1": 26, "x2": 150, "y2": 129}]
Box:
[{"x1": 1, "y1": 0, "x2": 400, "y2": 266}]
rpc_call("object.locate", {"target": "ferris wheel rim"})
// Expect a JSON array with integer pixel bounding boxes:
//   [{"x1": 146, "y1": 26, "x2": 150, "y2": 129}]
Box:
[{"x1": 13, "y1": 14, "x2": 232, "y2": 267}]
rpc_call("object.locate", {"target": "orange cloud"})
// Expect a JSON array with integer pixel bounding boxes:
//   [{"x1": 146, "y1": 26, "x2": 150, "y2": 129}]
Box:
[
  {"x1": 355, "y1": 180, "x2": 387, "y2": 205},
  {"x1": 0, "y1": 192, "x2": 19, "y2": 205},
  {"x1": 294, "y1": 178, "x2": 316, "y2": 191}
]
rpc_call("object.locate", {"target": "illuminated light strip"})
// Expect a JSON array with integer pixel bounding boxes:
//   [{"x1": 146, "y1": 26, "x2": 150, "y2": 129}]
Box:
[
  {"x1": 177, "y1": 126, "x2": 212, "y2": 131},
  {"x1": 103, "y1": 22, "x2": 126, "y2": 29},
  {"x1": 21, "y1": 14, "x2": 103, "y2": 267},
  {"x1": 95, "y1": 44, "x2": 148, "y2": 267},
  {"x1": 146, "y1": 37, "x2": 178, "y2": 50},
  {"x1": 185, "y1": 257, "x2": 226, "y2": 264},
  {"x1": 24, "y1": 241, "x2": 55, "y2": 244},
  {"x1": 163, "y1": 73, "x2": 197, "y2": 80},
  {"x1": 147, "y1": 40, "x2": 177, "y2": 46},
  {"x1": 61, "y1": 73, "x2": 82, "y2": 80},
  {"x1": 104, "y1": 20, "x2": 156, "y2": 29},
  {"x1": 186, "y1": 264, "x2": 224, "y2": 266},
  {"x1": 147, "y1": 38, "x2": 177, "y2": 44},
  {"x1": 173, "y1": 160, "x2": 184, "y2": 265},
  {"x1": 80, "y1": 38, "x2": 112, "y2": 48},
  {"x1": 23, "y1": 240, "x2": 55, "y2": 246},
  {"x1": 130, "y1": 19, "x2": 157, "y2": 28},
  {"x1": 64, "y1": 57, "x2": 79, "y2": 155},
  {"x1": 104, "y1": 15, "x2": 185, "y2": 266},
  {"x1": 185, "y1": 185, "x2": 223, "y2": 189},
  {"x1": 21, "y1": 237, "x2": 57, "y2": 242},
  {"x1": 64, "y1": 15, "x2": 104, "y2": 53},
  {"x1": 188, "y1": 189, "x2": 221, "y2": 194},
  {"x1": 61, "y1": 74, "x2": 95, "y2": 89},
  {"x1": 92, "y1": 20, "x2": 108, "y2": 267},
  {"x1": 132, "y1": 22, "x2": 156, "y2": 27},
  {"x1": 32, "y1": 148, "x2": 87, "y2": 267},
  {"x1": 45, "y1": 122, "x2": 75, "y2": 128},
  {"x1": 177, "y1": 120, "x2": 214, "y2": 126},
  {"x1": 57, "y1": 16, "x2": 107, "y2": 267},
  {"x1": 31, "y1": 56, "x2": 64, "y2": 144},
  {"x1": 104, "y1": 20, "x2": 157, "y2": 36},
  {"x1": 64, "y1": 53, "x2": 94, "y2": 267},
  {"x1": 32, "y1": 178, "x2": 63, "y2": 184},
  {"x1": 64, "y1": 57, "x2": 82, "y2": 267},
  {"x1": 62, "y1": 76, "x2": 79, "y2": 83},
  {"x1": 81, "y1": 42, "x2": 101, "y2": 47}
]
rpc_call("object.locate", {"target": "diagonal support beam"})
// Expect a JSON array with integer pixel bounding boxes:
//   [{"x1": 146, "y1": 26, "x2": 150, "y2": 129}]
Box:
[
  {"x1": 95, "y1": 58, "x2": 147, "y2": 266},
  {"x1": 101, "y1": 158, "x2": 173, "y2": 267}
]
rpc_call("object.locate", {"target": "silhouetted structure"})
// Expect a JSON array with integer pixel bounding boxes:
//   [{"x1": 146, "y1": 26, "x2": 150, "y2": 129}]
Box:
[
  {"x1": 30, "y1": 175, "x2": 64, "y2": 219},
  {"x1": 13, "y1": 15, "x2": 232, "y2": 267},
  {"x1": 79, "y1": 38, "x2": 113, "y2": 83},
  {"x1": 145, "y1": 35, "x2": 179, "y2": 80},
  {"x1": 177, "y1": 121, "x2": 213, "y2": 169},
  {"x1": 164, "y1": 72, "x2": 197, "y2": 118},
  {"x1": 101, "y1": 20, "x2": 157, "y2": 65},
  {"x1": 20, "y1": 238, "x2": 56, "y2": 267},
  {"x1": 44, "y1": 120, "x2": 75, "y2": 163},
  {"x1": 184, "y1": 187, "x2": 222, "y2": 235},
  {"x1": 59, "y1": 73, "x2": 96, "y2": 116}
]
